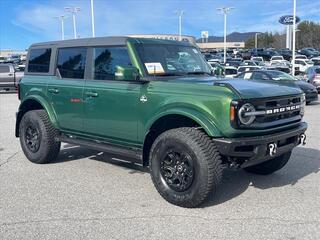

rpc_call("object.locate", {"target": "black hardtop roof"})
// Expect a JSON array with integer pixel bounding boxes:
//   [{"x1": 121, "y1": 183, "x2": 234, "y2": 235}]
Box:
[{"x1": 29, "y1": 36, "x2": 193, "y2": 49}]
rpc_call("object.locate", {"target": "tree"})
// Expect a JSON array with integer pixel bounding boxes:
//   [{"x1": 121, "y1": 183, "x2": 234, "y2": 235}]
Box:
[{"x1": 245, "y1": 20, "x2": 320, "y2": 49}]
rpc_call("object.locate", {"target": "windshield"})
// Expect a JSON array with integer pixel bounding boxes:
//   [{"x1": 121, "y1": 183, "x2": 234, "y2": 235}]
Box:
[
  {"x1": 268, "y1": 71, "x2": 297, "y2": 81},
  {"x1": 136, "y1": 44, "x2": 211, "y2": 76}
]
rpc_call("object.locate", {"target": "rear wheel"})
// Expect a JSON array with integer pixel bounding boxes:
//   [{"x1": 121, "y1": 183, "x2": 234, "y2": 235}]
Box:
[
  {"x1": 19, "y1": 110, "x2": 61, "y2": 164},
  {"x1": 244, "y1": 151, "x2": 292, "y2": 175},
  {"x1": 149, "y1": 128, "x2": 223, "y2": 208}
]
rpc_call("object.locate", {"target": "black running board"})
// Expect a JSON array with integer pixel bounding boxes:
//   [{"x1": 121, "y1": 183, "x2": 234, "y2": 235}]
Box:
[{"x1": 59, "y1": 134, "x2": 143, "y2": 164}]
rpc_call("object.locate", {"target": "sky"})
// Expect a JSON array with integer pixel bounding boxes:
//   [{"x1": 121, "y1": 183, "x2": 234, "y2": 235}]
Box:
[{"x1": 0, "y1": 0, "x2": 319, "y2": 50}]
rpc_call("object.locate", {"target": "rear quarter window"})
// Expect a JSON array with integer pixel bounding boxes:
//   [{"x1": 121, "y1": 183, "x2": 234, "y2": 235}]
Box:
[
  {"x1": 28, "y1": 48, "x2": 51, "y2": 73},
  {"x1": 0, "y1": 65, "x2": 10, "y2": 73}
]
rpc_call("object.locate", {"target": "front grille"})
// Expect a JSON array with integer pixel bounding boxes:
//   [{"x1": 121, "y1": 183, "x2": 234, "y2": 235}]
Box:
[{"x1": 244, "y1": 95, "x2": 302, "y2": 129}]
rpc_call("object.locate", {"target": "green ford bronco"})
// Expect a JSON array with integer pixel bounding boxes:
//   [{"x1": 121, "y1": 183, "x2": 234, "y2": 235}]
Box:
[{"x1": 16, "y1": 37, "x2": 307, "y2": 207}]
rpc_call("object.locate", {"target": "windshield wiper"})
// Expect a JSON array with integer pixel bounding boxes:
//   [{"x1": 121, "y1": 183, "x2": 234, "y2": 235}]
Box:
[{"x1": 186, "y1": 71, "x2": 211, "y2": 76}]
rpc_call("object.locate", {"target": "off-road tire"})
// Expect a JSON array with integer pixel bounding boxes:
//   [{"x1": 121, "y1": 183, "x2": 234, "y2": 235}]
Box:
[
  {"x1": 244, "y1": 151, "x2": 292, "y2": 175},
  {"x1": 19, "y1": 110, "x2": 61, "y2": 164},
  {"x1": 149, "y1": 127, "x2": 223, "y2": 208}
]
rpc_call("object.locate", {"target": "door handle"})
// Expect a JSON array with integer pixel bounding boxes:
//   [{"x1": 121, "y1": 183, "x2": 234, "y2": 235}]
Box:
[
  {"x1": 48, "y1": 88, "x2": 59, "y2": 94},
  {"x1": 85, "y1": 91, "x2": 98, "y2": 97},
  {"x1": 8, "y1": 73, "x2": 13, "y2": 76}
]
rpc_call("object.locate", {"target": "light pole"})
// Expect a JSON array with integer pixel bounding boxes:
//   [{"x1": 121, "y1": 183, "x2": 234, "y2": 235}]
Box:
[
  {"x1": 217, "y1": 7, "x2": 234, "y2": 63},
  {"x1": 255, "y1": 32, "x2": 262, "y2": 49},
  {"x1": 65, "y1": 6, "x2": 81, "y2": 39},
  {"x1": 175, "y1": 10, "x2": 185, "y2": 41},
  {"x1": 90, "y1": 0, "x2": 95, "y2": 37},
  {"x1": 54, "y1": 15, "x2": 68, "y2": 40},
  {"x1": 292, "y1": 0, "x2": 296, "y2": 76}
]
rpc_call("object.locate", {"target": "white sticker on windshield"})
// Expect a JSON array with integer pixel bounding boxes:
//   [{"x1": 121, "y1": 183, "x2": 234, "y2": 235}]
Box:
[
  {"x1": 145, "y1": 62, "x2": 165, "y2": 74},
  {"x1": 244, "y1": 72, "x2": 252, "y2": 79}
]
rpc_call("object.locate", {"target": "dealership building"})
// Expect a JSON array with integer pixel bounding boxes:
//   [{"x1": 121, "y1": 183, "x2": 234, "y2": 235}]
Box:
[{"x1": 128, "y1": 34, "x2": 245, "y2": 50}]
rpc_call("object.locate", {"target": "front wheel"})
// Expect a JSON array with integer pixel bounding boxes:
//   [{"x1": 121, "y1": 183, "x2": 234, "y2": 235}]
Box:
[
  {"x1": 244, "y1": 151, "x2": 292, "y2": 175},
  {"x1": 19, "y1": 110, "x2": 61, "y2": 164},
  {"x1": 149, "y1": 128, "x2": 223, "y2": 208}
]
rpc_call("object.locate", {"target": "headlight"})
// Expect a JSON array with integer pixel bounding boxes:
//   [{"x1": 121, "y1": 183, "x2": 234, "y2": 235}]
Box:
[{"x1": 238, "y1": 103, "x2": 256, "y2": 125}]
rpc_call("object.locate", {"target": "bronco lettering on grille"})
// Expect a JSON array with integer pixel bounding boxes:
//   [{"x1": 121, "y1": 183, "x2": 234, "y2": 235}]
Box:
[{"x1": 265, "y1": 104, "x2": 300, "y2": 115}]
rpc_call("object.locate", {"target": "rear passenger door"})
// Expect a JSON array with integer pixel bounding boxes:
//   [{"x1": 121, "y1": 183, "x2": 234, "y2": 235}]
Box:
[
  {"x1": 83, "y1": 46, "x2": 140, "y2": 145},
  {"x1": 48, "y1": 47, "x2": 87, "y2": 133}
]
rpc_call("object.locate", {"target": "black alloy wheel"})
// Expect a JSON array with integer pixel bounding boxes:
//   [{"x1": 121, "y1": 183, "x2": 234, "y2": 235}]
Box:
[{"x1": 160, "y1": 149, "x2": 194, "y2": 192}]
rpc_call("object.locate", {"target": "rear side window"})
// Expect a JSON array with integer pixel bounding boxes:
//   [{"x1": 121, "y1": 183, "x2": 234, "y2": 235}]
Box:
[
  {"x1": 28, "y1": 48, "x2": 51, "y2": 73},
  {"x1": 93, "y1": 47, "x2": 132, "y2": 80},
  {"x1": 0, "y1": 65, "x2": 10, "y2": 73},
  {"x1": 57, "y1": 48, "x2": 87, "y2": 79}
]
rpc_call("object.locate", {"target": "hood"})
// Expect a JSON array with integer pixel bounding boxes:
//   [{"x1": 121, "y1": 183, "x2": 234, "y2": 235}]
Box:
[
  {"x1": 168, "y1": 76, "x2": 302, "y2": 99},
  {"x1": 295, "y1": 80, "x2": 317, "y2": 91},
  {"x1": 213, "y1": 79, "x2": 302, "y2": 99}
]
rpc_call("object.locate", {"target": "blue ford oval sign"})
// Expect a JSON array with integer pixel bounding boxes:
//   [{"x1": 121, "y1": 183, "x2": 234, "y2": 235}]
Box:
[{"x1": 279, "y1": 15, "x2": 300, "y2": 25}]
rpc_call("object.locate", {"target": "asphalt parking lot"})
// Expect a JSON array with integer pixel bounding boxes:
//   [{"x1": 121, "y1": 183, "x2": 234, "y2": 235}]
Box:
[{"x1": 0, "y1": 93, "x2": 319, "y2": 240}]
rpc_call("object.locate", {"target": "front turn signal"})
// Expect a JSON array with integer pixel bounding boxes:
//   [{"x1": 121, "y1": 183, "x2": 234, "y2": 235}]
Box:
[{"x1": 230, "y1": 105, "x2": 235, "y2": 122}]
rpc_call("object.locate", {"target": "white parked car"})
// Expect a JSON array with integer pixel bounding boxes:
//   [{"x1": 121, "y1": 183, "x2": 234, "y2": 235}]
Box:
[
  {"x1": 270, "y1": 56, "x2": 284, "y2": 61},
  {"x1": 251, "y1": 56, "x2": 264, "y2": 62},
  {"x1": 294, "y1": 59, "x2": 314, "y2": 73},
  {"x1": 295, "y1": 54, "x2": 307, "y2": 60}
]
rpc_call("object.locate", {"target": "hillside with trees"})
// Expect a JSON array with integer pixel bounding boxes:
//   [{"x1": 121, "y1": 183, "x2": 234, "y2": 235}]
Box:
[{"x1": 245, "y1": 21, "x2": 320, "y2": 49}]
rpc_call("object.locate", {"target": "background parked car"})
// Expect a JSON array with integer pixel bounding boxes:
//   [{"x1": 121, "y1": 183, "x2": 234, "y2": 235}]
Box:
[
  {"x1": 237, "y1": 65, "x2": 260, "y2": 74},
  {"x1": 311, "y1": 57, "x2": 320, "y2": 66},
  {"x1": 252, "y1": 49, "x2": 279, "y2": 61},
  {"x1": 305, "y1": 66, "x2": 320, "y2": 93},
  {"x1": 0, "y1": 64, "x2": 24, "y2": 92},
  {"x1": 269, "y1": 62, "x2": 291, "y2": 73},
  {"x1": 236, "y1": 70, "x2": 318, "y2": 104},
  {"x1": 270, "y1": 56, "x2": 284, "y2": 61},
  {"x1": 241, "y1": 60, "x2": 258, "y2": 66},
  {"x1": 251, "y1": 56, "x2": 264, "y2": 62},
  {"x1": 298, "y1": 48, "x2": 320, "y2": 59},
  {"x1": 295, "y1": 54, "x2": 307, "y2": 60},
  {"x1": 224, "y1": 66, "x2": 238, "y2": 78},
  {"x1": 223, "y1": 60, "x2": 242, "y2": 68},
  {"x1": 294, "y1": 59, "x2": 314, "y2": 73},
  {"x1": 278, "y1": 49, "x2": 292, "y2": 61}
]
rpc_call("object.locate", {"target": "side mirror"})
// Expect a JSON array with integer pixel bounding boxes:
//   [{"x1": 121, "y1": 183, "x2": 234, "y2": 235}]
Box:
[{"x1": 114, "y1": 66, "x2": 140, "y2": 81}]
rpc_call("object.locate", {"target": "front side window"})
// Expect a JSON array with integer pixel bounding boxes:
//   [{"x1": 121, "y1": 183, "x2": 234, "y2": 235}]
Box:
[
  {"x1": 57, "y1": 48, "x2": 87, "y2": 79},
  {"x1": 135, "y1": 44, "x2": 211, "y2": 77},
  {"x1": 93, "y1": 47, "x2": 132, "y2": 80},
  {"x1": 28, "y1": 48, "x2": 51, "y2": 73}
]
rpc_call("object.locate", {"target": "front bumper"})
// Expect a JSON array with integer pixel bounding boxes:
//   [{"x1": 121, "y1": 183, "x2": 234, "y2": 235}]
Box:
[
  {"x1": 305, "y1": 90, "x2": 318, "y2": 102},
  {"x1": 212, "y1": 122, "x2": 307, "y2": 168}
]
